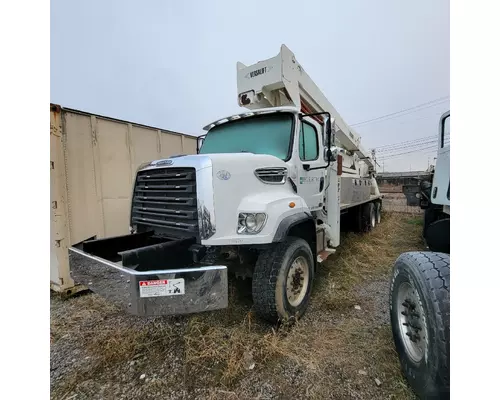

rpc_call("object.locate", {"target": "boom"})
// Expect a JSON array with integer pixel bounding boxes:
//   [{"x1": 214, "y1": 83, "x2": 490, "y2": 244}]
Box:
[{"x1": 236, "y1": 44, "x2": 375, "y2": 171}]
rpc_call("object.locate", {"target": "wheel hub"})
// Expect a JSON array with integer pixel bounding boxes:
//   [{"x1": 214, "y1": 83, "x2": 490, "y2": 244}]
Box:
[
  {"x1": 396, "y1": 281, "x2": 428, "y2": 363},
  {"x1": 286, "y1": 256, "x2": 309, "y2": 307}
]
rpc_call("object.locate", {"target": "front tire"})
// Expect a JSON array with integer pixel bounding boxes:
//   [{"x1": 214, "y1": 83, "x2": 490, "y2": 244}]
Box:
[
  {"x1": 390, "y1": 252, "x2": 450, "y2": 399},
  {"x1": 252, "y1": 237, "x2": 314, "y2": 323}
]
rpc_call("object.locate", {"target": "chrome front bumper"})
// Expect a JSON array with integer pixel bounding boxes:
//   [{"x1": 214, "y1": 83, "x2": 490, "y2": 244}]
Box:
[{"x1": 68, "y1": 247, "x2": 228, "y2": 317}]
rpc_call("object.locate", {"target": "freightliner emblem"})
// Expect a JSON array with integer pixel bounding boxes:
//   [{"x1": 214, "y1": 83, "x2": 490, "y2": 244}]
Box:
[
  {"x1": 216, "y1": 170, "x2": 231, "y2": 180},
  {"x1": 155, "y1": 159, "x2": 174, "y2": 166}
]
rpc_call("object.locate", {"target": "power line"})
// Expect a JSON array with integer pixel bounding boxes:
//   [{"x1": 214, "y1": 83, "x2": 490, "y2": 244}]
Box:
[
  {"x1": 353, "y1": 100, "x2": 449, "y2": 128},
  {"x1": 378, "y1": 147, "x2": 437, "y2": 161},
  {"x1": 376, "y1": 139, "x2": 438, "y2": 153},
  {"x1": 373, "y1": 134, "x2": 436, "y2": 150},
  {"x1": 373, "y1": 111, "x2": 445, "y2": 130},
  {"x1": 351, "y1": 96, "x2": 449, "y2": 127},
  {"x1": 376, "y1": 141, "x2": 438, "y2": 154},
  {"x1": 377, "y1": 145, "x2": 438, "y2": 160},
  {"x1": 374, "y1": 135, "x2": 449, "y2": 154}
]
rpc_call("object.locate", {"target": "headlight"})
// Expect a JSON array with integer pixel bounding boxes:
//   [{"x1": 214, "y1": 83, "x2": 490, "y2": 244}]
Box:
[{"x1": 238, "y1": 213, "x2": 267, "y2": 234}]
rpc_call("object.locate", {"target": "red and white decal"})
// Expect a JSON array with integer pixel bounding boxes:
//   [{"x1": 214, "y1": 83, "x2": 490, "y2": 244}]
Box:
[
  {"x1": 139, "y1": 279, "x2": 185, "y2": 298},
  {"x1": 139, "y1": 280, "x2": 167, "y2": 287}
]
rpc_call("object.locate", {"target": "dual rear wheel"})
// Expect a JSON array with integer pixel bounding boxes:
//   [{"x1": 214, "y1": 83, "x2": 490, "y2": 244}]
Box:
[{"x1": 357, "y1": 201, "x2": 382, "y2": 232}]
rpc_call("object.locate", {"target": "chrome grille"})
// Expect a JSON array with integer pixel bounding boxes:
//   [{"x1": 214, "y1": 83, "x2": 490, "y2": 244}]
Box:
[{"x1": 132, "y1": 167, "x2": 198, "y2": 238}]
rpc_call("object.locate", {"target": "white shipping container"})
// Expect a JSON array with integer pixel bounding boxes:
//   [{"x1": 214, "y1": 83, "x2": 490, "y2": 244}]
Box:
[{"x1": 50, "y1": 104, "x2": 198, "y2": 295}]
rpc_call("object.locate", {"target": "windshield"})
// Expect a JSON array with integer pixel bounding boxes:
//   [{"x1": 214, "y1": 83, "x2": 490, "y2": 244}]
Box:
[{"x1": 199, "y1": 113, "x2": 294, "y2": 160}]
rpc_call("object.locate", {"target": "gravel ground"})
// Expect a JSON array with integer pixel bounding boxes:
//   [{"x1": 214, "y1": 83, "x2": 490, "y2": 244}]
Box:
[{"x1": 51, "y1": 213, "x2": 424, "y2": 400}]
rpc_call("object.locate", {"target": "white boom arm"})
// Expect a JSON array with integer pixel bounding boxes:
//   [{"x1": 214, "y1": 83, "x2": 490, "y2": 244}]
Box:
[{"x1": 236, "y1": 44, "x2": 375, "y2": 171}]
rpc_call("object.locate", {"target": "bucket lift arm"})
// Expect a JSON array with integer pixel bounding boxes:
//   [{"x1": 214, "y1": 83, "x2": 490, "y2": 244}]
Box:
[{"x1": 236, "y1": 45, "x2": 375, "y2": 171}]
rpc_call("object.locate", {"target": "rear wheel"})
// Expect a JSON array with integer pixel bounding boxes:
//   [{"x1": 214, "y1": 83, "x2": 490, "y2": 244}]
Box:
[
  {"x1": 360, "y1": 202, "x2": 375, "y2": 232},
  {"x1": 375, "y1": 202, "x2": 382, "y2": 225},
  {"x1": 252, "y1": 237, "x2": 314, "y2": 323},
  {"x1": 369, "y1": 203, "x2": 376, "y2": 229},
  {"x1": 390, "y1": 252, "x2": 450, "y2": 399}
]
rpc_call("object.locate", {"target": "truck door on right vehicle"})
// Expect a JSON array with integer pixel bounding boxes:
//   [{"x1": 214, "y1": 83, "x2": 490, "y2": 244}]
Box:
[{"x1": 432, "y1": 111, "x2": 450, "y2": 206}]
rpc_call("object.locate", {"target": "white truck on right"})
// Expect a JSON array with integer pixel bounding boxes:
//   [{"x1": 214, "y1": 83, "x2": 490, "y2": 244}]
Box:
[{"x1": 389, "y1": 111, "x2": 450, "y2": 399}]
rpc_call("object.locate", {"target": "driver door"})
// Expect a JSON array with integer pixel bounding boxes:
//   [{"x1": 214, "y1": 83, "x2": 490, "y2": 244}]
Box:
[{"x1": 296, "y1": 118, "x2": 327, "y2": 211}]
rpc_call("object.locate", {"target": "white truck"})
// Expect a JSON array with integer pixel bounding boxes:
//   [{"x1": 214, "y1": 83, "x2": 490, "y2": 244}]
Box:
[
  {"x1": 389, "y1": 111, "x2": 450, "y2": 398},
  {"x1": 69, "y1": 45, "x2": 383, "y2": 322}
]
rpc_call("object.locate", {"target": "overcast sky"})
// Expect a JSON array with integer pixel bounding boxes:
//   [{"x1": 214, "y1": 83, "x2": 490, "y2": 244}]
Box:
[{"x1": 51, "y1": 0, "x2": 449, "y2": 172}]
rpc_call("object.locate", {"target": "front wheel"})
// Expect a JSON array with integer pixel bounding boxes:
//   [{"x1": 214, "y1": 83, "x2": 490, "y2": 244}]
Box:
[
  {"x1": 389, "y1": 252, "x2": 450, "y2": 399},
  {"x1": 252, "y1": 237, "x2": 314, "y2": 323}
]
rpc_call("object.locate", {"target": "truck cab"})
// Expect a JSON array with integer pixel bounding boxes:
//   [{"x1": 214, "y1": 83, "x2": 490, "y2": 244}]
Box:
[
  {"x1": 418, "y1": 110, "x2": 450, "y2": 252},
  {"x1": 199, "y1": 107, "x2": 331, "y2": 212}
]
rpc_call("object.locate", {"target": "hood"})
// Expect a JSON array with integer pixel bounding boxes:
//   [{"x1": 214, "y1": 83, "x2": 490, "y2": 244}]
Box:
[{"x1": 143, "y1": 152, "x2": 288, "y2": 172}]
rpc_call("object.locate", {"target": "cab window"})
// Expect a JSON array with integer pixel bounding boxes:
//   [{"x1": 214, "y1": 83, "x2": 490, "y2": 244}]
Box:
[{"x1": 299, "y1": 122, "x2": 319, "y2": 161}]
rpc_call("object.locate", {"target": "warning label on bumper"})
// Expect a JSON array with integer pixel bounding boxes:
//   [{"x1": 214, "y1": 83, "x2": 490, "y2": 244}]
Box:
[{"x1": 139, "y1": 279, "x2": 185, "y2": 298}]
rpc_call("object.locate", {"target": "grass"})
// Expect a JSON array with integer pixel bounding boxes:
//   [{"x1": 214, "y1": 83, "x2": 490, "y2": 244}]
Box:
[
  {"x1": 407, "y1": 217, "x2": 424, "y2": 226},
  {"x1": 51, "y1": 212, "x2": 425, "y2": 400}
]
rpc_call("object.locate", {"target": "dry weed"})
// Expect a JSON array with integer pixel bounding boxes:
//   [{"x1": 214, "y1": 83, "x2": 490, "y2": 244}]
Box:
[{"x1": 51, "y1": 212, "x2": 423, "y2": 400}]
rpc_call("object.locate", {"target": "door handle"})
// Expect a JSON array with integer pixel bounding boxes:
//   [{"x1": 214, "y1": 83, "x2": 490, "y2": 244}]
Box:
[{"x1": 319, "y1": 177, "x2": 324, "y2": 192}]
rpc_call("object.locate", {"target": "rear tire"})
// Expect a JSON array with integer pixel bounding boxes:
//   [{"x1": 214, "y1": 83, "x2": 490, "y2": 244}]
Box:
[
  {"x1": 252, "y1": 237, "x2": 314, "y2": 323},
  {"x1": 361, "y1": 202, "x2": 375, "y2": 232},
  {"x1": 389, "y1": 252, "x2": 450, "y2": 399},
  {"x1": 375, "y1": 202, "x2": 382, "y2": 225}
]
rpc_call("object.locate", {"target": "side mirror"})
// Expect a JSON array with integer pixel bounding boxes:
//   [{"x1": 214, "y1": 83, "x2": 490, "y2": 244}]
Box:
[
  {"x1": 324, "y1": 115, "x2": 332, "y2": 147},
  {"x1": 197, "y1": 135, "x2": 206, "y2": 154},
  {"x1": 324, "y1": 147, "x2": 335, "y2": 162},
  {"x1": 323, "y1": 114, "x2": 335, "y2": 161}
]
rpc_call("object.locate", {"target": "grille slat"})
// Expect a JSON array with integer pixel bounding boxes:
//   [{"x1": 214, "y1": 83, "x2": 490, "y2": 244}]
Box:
[
  {"x1": 132, "y1": 167, "x2": 198, "y2": 238},
  {"x1": 137, "y1": 171, "x2": 195, "y2": 181},
  {"x1": 131, "y1": 217, "x2": 198, "y2": 230},
  {"x1": 132, "y1": 207, "x2": 196, "y2": 219},
  {"x1": 136, "y1": 184, "x2": 195, "y2": 192},
  {"x1": 134, "y1": 197, "x2": 196, "y2": 206}
]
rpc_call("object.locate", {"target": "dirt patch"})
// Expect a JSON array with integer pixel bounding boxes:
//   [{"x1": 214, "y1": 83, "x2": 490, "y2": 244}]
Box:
[{"x1": 51, "y1": 213, "x2": 425, "y2": 400}]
